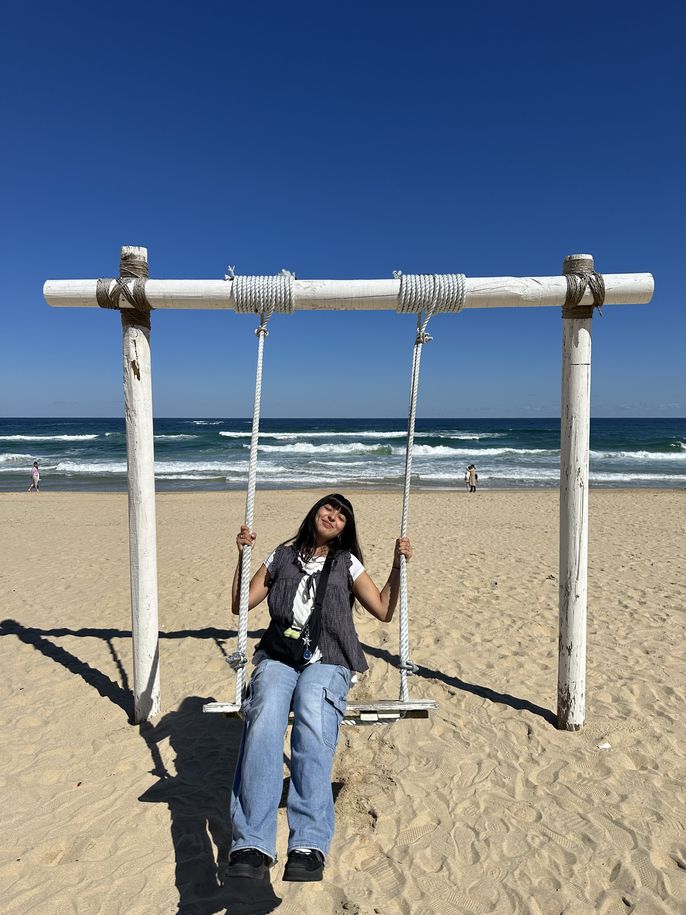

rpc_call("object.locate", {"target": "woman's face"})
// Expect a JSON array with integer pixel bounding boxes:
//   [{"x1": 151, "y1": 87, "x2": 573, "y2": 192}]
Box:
[{"x1": 314, "y1": 502, "x2": 348, "y2": 543}]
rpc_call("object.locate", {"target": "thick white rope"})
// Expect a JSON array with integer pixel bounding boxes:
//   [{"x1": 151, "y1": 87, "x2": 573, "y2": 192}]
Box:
[
  {"x1": 225, "y1": 271, "x2": 294, "y2": 704},
  {"x1": 233, "y1": 315, "x2": 269, "y2": 703},
  {"x1": 232, "y1": 271, "x2": 295, "y2": 314},
  {"x1": 396, "y1": 273, "x2": 466, "y2": 315},
  {"x1": 395, "y1": 273, "x2": 465, "y2": 701}
]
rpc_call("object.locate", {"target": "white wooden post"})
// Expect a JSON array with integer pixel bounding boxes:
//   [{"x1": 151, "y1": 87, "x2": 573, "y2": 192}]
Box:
[
  {"x1": 557, "y1": 253, "x2": 597, "y2": 731},
  {"x1": 120, "y1": 245, "x2": 160, "y2": 723}
]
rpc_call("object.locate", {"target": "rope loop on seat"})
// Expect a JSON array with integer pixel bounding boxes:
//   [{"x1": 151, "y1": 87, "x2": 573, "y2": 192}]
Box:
[{"x1": 232, "y1": 269, "x2": 295, "y2": 315}]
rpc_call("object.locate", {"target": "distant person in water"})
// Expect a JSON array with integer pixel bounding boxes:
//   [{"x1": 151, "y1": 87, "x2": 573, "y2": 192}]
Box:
[
  {"x1": 467, "y1": 464, "x2": 478, "y2": 493},
  {"x1": 28, "y1": 461, "x2": 40, "y2": 493}
]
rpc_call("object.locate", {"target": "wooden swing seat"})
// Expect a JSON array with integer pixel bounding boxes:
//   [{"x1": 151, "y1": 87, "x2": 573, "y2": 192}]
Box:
[{"x1": 203, "y1": 698, "x2": 437, "y2": 723}]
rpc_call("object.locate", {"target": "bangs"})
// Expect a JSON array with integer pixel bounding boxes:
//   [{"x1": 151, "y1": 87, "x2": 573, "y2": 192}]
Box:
[{"x1": 321, "y1": 493, "x2": 354, "y2": 520}]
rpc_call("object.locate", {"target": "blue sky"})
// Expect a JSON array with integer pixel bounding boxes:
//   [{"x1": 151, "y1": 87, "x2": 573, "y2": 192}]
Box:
[{"x1": 2, "y1": 1, "x2": 684, "y2": 418}]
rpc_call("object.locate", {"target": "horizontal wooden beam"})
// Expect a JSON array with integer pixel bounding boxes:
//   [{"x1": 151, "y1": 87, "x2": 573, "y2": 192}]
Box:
[{"x1": 44, "y1": 273, "x2": 654, "y2": 312}]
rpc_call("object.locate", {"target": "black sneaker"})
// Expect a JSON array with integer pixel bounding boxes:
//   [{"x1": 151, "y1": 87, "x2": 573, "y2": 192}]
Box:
[
  {"x1": 223, "y1": 848, "x2": 271, "y2": 880},
  {"x1": 283, "y1": 849, "x2": 325, "y2": 882}
]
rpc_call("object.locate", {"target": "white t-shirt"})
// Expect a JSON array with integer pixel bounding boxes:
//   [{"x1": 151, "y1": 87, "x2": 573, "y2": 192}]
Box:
[{"x1": 258, "y1": 549, "x2": 365, "y2": 665}]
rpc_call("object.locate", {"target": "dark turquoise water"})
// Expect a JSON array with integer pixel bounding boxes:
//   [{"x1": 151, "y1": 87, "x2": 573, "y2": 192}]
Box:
[{"x1": 1, "y1": 417, "x2": 684, "y2": 492}]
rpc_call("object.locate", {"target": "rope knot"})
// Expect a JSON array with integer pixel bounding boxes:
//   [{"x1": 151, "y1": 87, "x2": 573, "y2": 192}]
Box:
[
  {"x1": 227, "y1": 651, "x2": 248, "y2": 672},
  {"x1": 255, "y1": 324, "x2": 269, "y2": 338},
  {"x1": 415, "y1": 331, "x2": 432, "y2": 346},
  {"x1": 399, "y1": 660, "x2": 419, "y2": 675}
]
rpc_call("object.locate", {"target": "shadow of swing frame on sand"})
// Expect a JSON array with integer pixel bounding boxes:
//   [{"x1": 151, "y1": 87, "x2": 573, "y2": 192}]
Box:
[{"x1": 1, "y1": 617, "x2": 555, "y2": 912}]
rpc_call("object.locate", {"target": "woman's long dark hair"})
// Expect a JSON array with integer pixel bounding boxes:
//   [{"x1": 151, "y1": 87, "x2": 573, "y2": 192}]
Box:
[{"x1": 287, "y1": 493, "x2": 363, "y2": 563}]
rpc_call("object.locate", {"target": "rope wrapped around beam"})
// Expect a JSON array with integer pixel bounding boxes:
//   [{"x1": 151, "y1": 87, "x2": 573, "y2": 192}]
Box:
[
  {"x1": 232, "y1": 271, "x2": 295, "y2": 315},
  {"x1": 396, "y1": 273, "x2": 466, "y2": 314}
]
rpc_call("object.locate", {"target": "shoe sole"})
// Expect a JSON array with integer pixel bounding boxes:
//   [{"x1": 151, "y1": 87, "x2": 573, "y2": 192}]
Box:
[
  {"x1": 221, "y1": 862, "x2": 269, "y2": 880},
  {"x1": 282, "y1": 869, "x2": 324, "y2": 882}
]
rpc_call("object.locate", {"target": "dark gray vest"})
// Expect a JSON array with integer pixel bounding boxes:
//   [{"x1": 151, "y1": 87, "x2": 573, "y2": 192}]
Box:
[{"x1": 261, "y1": 544, "x2": 368, "y2": 673}]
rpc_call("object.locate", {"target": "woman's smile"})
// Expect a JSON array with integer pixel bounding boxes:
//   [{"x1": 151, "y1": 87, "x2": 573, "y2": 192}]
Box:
[{"x1": 315, "y1": 503, "x2": 347, "y2": 542}]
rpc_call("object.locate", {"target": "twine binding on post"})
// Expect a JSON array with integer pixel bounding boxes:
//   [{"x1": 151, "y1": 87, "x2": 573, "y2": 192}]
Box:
[
  {"x1": 96, "y1": 277, "x2": 153, "y2": 329},
  {"x1": 562, "y1": 256, "x2": 605, "y2": 319}
]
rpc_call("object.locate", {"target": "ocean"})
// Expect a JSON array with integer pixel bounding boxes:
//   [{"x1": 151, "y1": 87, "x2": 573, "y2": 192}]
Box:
[{"x1": 1, "y1": 417, "x2": 684, "y2": 493}]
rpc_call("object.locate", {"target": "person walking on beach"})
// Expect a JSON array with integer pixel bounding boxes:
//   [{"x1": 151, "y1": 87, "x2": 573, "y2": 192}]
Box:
[
  {"x1": 27, "y1": 461, "x2": 40, "y2": 493},
  {"x1": 467, "y1": 464, "x2": 478, "y2": 493},
  {"x1": 224, "y1": 493, "x2": 411, "y2": 884},
  {"x1": 464, "y1": 467, "x2": 470, "y2": 492}
]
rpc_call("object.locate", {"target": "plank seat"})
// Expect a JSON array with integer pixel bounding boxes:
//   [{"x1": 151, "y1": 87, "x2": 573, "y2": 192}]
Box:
[{"x1": 203, "y1": 698, "x2": 437, "y2": 723}]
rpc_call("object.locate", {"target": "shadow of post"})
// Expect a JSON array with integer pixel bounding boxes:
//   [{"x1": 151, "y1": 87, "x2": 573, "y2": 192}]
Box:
[
  {"x1": 0, "y1": 617, "x2": 135, "y2": 719},
  {"x1": 0, "y1": 619, "x2": 282, "y2": 913},
  {"x1": 360, "y1": 641, "x2": 557, "y2": 726}
]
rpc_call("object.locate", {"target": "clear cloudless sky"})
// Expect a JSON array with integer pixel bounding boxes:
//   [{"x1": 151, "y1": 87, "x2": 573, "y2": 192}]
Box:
[{"x1": 1, "y1": 0, "x2": 684, "y2": 418}]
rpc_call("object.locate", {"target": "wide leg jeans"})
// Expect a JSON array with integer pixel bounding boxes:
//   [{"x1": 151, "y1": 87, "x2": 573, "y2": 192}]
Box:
[{"x1": 230, "y1": 657, "x2": 351, "y2": 862}]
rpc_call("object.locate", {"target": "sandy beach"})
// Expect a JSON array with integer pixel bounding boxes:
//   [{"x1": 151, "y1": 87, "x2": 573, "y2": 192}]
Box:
[{"x1": 1, "y1": 489, "x2": 685, "y2": 914}]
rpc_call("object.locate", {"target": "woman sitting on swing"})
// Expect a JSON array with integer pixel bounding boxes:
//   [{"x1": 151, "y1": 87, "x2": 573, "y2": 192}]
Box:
[{"x1": 225, "y1": 492, "x2": 411, "y2": 883}]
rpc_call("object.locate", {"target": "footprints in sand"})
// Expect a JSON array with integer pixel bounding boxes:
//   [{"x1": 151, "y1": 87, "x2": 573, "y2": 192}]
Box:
[
  {"x1": 366, "y1": 854, "x2": 404, "y2": 897},
  {"x1": 410, "y1": 752, "x2": 498, "y2": 788},
  {"x1": 397, "y1": 822, "x2": 439, "y2": 845},
  {"x1": 415, "y1": 874, "x2": 496, "y2": 915},
  {"x1": 454, "y1": 760, "x2": 498, "y2": 788}
]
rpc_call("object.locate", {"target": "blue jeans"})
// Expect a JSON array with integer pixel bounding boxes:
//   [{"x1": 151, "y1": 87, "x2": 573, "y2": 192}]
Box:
[{"x1": 230, "y1": 657, "x2": 351, "y2": 862}]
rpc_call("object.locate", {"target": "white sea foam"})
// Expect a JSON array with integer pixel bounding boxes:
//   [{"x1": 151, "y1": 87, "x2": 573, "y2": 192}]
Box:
[
  {"x1": 590, "y1": 449, "x2": 686, "y2": 462},
  {"x1": 398, "y1": 445, "x2": 554, "y2": 457},
  {"x1": 0, "y1": 434, "x2": 99, "y2": 442},
  {"x1": 191, "y1": 420, "x2": 223, "y2": 425},
  {"x1": 162, "y1": 474, "x2": 226, "y2": 481},
  {"x1": 255, "y1": 442, "x2": 393, "y2": 455},
  {"x1": 222, "y1": 430, "x2": 405, "y2": 440},
  {"x1": 154, "y1": 434, "x2": 198, "y2": 441},
  {"x1": 589, "y1": 471, "x2": 686, "y2": 483},
  {"x1": 221, "y1": 429, "x2": 505, "y2": 441},
  {"x1": 420, "y1": 467, "x2": 686, "y2": 485},
  {"x1": 0, "y1": 453, "x2": 33, "y2": 463},
  {"x1": 423, "y1": 431, "x2": 507, "y2": 440},
  {"x1": 309, "y1": 460, "x2": 381, "y2": 468},
  {"x1": 52, "y1": 459, "x2": 294, "y2": 476},
  {"x1": 56, "y1": 460, "x2": 127, "y2": 474}
]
